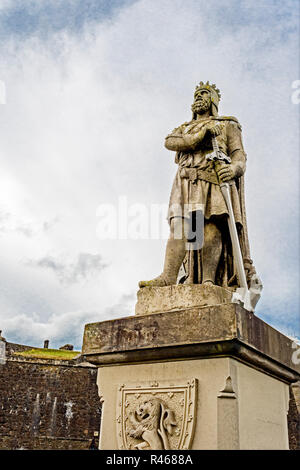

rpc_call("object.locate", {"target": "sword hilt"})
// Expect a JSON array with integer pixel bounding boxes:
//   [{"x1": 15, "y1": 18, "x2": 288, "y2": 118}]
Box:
[
  {"x1": 211, "y1": 134, "x2": 219, "y2": 155},
  {"x1": 206, "y1": 135, "x2": 231, "y2": 164}
]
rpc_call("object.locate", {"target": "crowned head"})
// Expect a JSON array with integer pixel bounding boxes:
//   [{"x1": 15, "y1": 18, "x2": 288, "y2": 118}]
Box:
[{"x1": 191, "y1": 81, "x2": 221, "y2": 118}]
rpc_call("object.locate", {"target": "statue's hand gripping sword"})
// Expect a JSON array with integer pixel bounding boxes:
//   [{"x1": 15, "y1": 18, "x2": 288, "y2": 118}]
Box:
[{"x1": 206, "y1": 135, "x2": 248, "y2": 289}]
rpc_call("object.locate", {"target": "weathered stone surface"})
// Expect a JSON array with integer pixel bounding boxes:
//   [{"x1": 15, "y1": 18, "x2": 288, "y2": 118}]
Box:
[
  {"x1": 97, "y1": 355, "x2": 291, "y2": 450},
  {"x1": 0, "y1": 340, "x2": 101, "y2": 450},
  {"x1": 135, "y1": 284, "x2": 233, "y2": 315},
  {"x1": 83, "y1": 303, "x2": 237, "y2": 354},
  {"x1": 82, "y1": 304, "x2": 300, "y2": 384},
  {"x1": 82, "y1": 302, "x2": 299, "y2": 449},
  {"x1": 292, "y1": 381, "x2": 300, "y2": 414},
  {"x1": 288, "y1": 381, "x2": 300, "y2": 450}
]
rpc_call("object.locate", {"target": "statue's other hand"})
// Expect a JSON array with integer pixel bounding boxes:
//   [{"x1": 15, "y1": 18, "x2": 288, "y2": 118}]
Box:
[{"x1": 216, "y1": 165, "x2": 234, "y2": 182}]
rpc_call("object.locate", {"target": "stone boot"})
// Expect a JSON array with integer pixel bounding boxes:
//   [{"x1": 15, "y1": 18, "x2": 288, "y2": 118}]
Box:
[{"x1": 139, "y1": 239, "x2": 186, "y2": 288}]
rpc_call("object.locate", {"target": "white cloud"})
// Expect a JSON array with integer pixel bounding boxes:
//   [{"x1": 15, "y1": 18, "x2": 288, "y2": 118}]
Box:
[
  {"x1": 1, "y1": 293, "x2": 135, "y2": 349},
  {"x1": 0, "y1": 0, "x2": 298, "y2": 347}
]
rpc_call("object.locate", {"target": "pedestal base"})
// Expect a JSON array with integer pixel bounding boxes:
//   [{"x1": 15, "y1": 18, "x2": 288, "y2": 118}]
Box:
[
  {"x1": 135, "y1": 284, "x2": 233, "y2": 316},
  {"x1": 82, "y1": 303, "x2": 300, "y2": 450},
  {"x1": 97, "y1": 356, "x2": 290, "y2": 450}
]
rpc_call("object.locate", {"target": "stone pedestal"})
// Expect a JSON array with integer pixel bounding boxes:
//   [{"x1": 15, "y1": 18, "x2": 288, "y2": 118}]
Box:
[
  {"x1": 135, "y1": 284, "x2": 233, "y2": 316},
  {"x1": 82, "y1": 286, "x2": 300, "y2": 450}
]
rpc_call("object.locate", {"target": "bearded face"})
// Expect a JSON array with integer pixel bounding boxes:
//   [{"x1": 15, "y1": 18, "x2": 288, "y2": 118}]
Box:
[{"x1": 191, "y1": 89, "x2": 211, "y2": 115}]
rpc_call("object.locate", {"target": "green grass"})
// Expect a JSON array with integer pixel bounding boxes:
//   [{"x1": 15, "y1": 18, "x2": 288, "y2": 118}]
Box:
[{"x1": 14, "y1": 348, "x2": 81, "y2": 360}]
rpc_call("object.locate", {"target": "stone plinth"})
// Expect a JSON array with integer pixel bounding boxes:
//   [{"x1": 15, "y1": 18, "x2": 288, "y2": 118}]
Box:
[
  {"x1": 82, "y1": 301, "x2": 300, "y2": 450},
  {"x1": 135, "y1": 284, "x2": 233, "y2": 315}
]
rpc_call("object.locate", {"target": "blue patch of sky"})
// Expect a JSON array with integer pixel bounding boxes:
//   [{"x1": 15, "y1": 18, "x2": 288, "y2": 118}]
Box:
[
  {"x1": 203, "y1": 0, "x2": 299, "y2": 31},
  {"x1": 2, "y1": 0, "x2": 299, "y2": 40},
  {"x1": 192, "y1": 0, "x2": 299, "y2": 50},
  {"x1": 258, "y1": 261, "x2": 300, "y2": 336},
  {"x1": 258, "y1": 302, "x2": 300, "y2": 339},
  {"x1": 0, "y1": 0, "x2": 138, "y2": 39}
]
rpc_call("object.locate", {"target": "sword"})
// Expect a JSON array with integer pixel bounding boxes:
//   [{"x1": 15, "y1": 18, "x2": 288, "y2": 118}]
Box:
[{"x1": 206, "y1": 135, "x2": 248, "y2": 290}]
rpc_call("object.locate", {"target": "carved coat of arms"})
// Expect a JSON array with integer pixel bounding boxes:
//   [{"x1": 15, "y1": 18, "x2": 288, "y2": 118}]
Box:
[{"x1": 116, "y1": 378, "x2": 197, "y2": 450}]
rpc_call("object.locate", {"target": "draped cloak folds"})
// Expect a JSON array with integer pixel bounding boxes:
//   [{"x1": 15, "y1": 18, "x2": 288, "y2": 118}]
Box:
[{"x1": 166, "y1": 115, "x2": 255, "y2": 287}]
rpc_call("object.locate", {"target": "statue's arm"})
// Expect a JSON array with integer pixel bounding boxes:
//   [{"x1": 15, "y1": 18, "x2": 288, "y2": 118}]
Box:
[
  {"x1": 217, "y1": 121, "x2": 246, "y2": 183},
  {"x1": 164, "y1": 126, "x2": 207, "y2": 152},
  {"x1": 227, "y1": 121, "x2": 247, "y2": 178}
]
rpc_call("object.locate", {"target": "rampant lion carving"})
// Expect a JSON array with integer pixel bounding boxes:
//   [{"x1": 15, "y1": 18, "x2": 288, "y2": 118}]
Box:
[{"x1": 128, "y1": 398, "x2": 177, "y2": 450}]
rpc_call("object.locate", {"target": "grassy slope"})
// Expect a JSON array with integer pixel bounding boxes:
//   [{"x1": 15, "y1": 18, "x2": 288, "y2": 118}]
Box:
[{"x1": 14, "y1": 348, "x2": 80, "y2": 360}]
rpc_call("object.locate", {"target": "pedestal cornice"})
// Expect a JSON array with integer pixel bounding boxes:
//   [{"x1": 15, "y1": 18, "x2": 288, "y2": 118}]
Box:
[{"x1": 82, "y1": 304, "x2": 300, "y2": 384}]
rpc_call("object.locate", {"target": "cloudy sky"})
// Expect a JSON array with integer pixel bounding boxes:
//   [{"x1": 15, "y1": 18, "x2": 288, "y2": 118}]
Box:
[{"x1": 0, "y1": 0, "x2": 299, "y2": 349}]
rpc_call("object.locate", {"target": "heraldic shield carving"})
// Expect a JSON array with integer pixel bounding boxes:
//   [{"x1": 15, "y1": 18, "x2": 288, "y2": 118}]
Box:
[{"x1": 116, "y1": 378, "x2": 197, "y2": 450}]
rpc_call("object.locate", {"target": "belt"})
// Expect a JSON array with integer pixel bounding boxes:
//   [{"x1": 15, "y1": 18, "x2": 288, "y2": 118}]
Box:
[{"x1": 179, "y1": 167, "x2": 219, "y2": 185}]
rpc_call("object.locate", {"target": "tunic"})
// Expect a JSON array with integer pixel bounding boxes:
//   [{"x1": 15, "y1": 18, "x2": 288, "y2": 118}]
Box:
[{"x1": 166, "y1": 116, "x2": 246, "y2": 226}]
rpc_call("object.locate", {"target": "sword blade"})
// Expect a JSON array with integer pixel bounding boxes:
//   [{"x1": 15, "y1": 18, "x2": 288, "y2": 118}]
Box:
[
  {"x1": 208, "y1": 134, "x2": 247, "y2": 288},
  {"x1": 220, "y1": 183, "x2": 248, "y2": 288},
  {"x1": 211, "y1": 134, "x2": 219, "y2": 158}
]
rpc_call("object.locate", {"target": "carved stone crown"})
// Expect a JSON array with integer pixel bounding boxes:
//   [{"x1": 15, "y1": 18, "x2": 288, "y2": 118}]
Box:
[{"x1": 195, "y1": 81, "x2": 221, "y2": 101}]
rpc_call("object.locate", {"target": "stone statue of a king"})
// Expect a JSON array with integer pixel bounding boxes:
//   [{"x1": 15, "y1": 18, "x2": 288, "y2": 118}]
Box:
[
  {"x1": 139, "y1": 81, "x2": 261, "y2": 304},
  {"x1": 82, "y1": 83, "x2": 300, "y2": 454}
]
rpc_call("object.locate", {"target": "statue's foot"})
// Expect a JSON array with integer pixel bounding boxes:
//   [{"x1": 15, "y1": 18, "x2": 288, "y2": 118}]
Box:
[
  {"x1": 202, "y1": 280, "x2": 215, "y2": 286},
  {"x1": 139, "y1": 275, "x2": 170, "y2": 288}
]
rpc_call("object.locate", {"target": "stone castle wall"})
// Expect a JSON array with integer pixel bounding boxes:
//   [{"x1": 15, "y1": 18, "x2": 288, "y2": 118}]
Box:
[
  {"x1": 0, "y1": 339, "x2": 101, "y2": 450},
  {"x1": 288, "y1": 382, "x2": 300, "y2": 450}
]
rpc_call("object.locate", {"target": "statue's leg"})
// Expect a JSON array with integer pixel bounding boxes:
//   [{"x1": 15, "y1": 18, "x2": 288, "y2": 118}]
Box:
[
  {"x1": 201, "y1": 220, "x2": 222, "y2": 285},
  {"x1": 139, "y1": 217, "x2": 188, "y2": 288}
]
